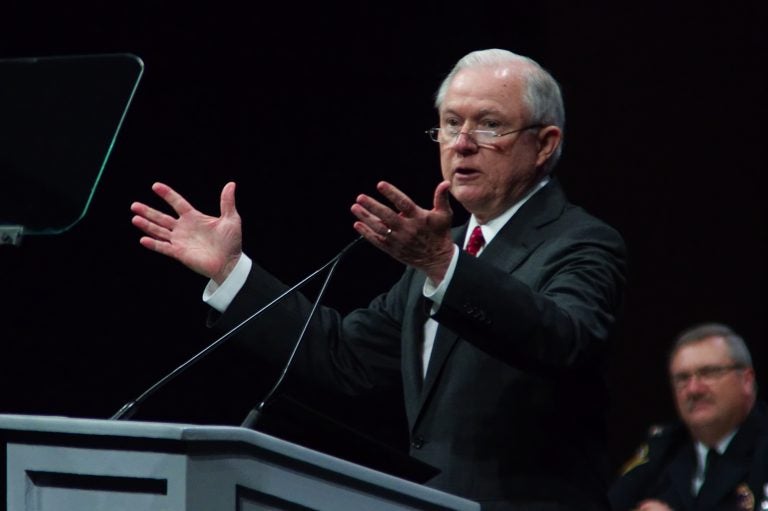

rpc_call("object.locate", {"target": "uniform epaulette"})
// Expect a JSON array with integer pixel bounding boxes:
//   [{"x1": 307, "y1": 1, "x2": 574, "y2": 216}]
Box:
[
  {"x1": 618, "y1": 424, "x2": 668, "y2": 476},
  {"x1": 620, "y1": 442, "x2": 650, "y2": 475}
]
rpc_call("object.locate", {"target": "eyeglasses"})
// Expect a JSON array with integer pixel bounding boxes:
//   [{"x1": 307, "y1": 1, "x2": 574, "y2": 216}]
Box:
[
  {"x1": 670, "y1": 364, "x2": 744, "y2": 389},
  {"x1": 425, "y1": 124, "x2": 543, "y2": 146}
]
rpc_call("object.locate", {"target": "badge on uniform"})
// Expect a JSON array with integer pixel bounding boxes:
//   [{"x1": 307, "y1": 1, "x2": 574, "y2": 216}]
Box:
[{"x1": 736, "y1": 483, "x2": 754, "y2": 511}]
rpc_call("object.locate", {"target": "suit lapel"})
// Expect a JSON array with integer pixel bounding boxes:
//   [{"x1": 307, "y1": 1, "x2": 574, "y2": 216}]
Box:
[
  {"x1": 480, "y1": 178, "x2": 567, "y2": 274},
  {"x1": 696, "y1": 456, "x2": 748, "y2": 510},
  {"x1": 697, "y1": 407, "x2": 765, "y2": 510},
  {"x1": 666, "y1": 443, "x2": 698, "y2": 510},
  {"x1": 419, "y1": 322, "x2": 461, "y2": 409},
  {"x1": 401, "y1": 283, "x2": 428, "y2": 425},
  {"x1": 410, "y1": 225, "x2": 467, "y2": 422}
]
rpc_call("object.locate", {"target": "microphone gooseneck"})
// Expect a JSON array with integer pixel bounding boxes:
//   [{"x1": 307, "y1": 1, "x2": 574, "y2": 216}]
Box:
[
  {"x1": 109, "y1": 235, "x2": 364, "y2": 422},
  {"x1": 239, "y1": 243, "x2": 346, "y2": 428}
]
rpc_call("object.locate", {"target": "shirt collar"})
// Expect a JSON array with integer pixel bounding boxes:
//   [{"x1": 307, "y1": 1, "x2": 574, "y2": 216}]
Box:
[
  {"x1": 695, "y1": 427, "x2": 738, "y2": 463},
  {"x1": 464, "y1": 177, "x2": 550, "y2": 250}
]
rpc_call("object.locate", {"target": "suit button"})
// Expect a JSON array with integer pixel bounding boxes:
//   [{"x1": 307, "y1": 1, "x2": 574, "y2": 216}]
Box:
[{"x1": 411, "y1": 436, "x2": 425, "y2": 449}]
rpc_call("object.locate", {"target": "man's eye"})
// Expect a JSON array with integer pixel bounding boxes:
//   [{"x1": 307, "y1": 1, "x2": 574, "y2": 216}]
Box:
[
  {"x1": 481, "y1": 120, "x2": 502, "y2": 129},
  {"x1": 445, "y1": 118, "x2": 461, "y2": 127}
]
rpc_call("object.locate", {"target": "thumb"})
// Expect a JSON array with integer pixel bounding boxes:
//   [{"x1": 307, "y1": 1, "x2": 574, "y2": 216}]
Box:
[
  {"x1": 220, "y1": 181, "x2": 238, "y2": 217},
  {"x1": 433, "y1": 180, "x2": 452, "y2": 214}
]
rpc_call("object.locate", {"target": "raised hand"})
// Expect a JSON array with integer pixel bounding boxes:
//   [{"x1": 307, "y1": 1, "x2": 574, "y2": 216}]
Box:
[
  {"x1": 130, "y1": 182, "x2": 243, "y2": 284},
  {"x1": 351, "y1": 180, "x2": 455, "y2": 283}
]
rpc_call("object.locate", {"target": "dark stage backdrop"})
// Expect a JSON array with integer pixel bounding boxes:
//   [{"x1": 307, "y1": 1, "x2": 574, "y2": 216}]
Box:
[{"x1": 1, "y1": 1, "x2": 766, "y2": 477}]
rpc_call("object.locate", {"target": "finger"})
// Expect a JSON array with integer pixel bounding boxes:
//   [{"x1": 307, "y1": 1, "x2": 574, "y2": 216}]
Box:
[
  {"x1": 353, "y1": 220, "x2": 390, "y2": 247},
  {"x1": 220, "y1": 181, "x2": 238, "y2": 217},
  {"x1": 130, "y1": 201, "x2": 178, "y2": 231},
  {"x1": 353, "y1": 194, "x2": 400, "y2": 230},
  {"x1": 138, "y1": 235, "x2": 176, "y2": 258},
  {"x1": 152, "y1": 182, "x2": 195, "y2": 216},
  {"x1": 132, "y1": 215, "x2": 172, "y2": 242},
  {"x1": 433, "y1": 180, "x2": 452, "y2": 213},
  {"x1": 350, "y1": 203, "x2": 391, "y2": 237},
  {"x1": 376, "y1": 181, "x2": 418, "y2": 217}
]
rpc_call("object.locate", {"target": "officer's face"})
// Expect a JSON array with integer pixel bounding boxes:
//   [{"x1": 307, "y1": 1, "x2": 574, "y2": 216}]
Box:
[{"x1": 669, "y1": 336, "x2": 754, "y2": 442}]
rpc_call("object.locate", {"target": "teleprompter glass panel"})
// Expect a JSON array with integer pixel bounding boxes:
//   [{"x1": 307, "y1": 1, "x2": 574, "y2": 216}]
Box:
[{"x1": 0, "y1": 53, "x2": 143, "y2": 235}]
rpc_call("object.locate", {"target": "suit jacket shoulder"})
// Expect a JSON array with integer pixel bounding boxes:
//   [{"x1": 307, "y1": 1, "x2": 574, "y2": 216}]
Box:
[{"x1": 435, "y1": 178, "x2": 627, "y2": 372}]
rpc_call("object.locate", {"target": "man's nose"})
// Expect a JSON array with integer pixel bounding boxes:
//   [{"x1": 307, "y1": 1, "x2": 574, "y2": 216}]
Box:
[
  {"x1": 452, "y1": 131, "x2": 479, "y2": 153},
  {"x1": 683, "y1": 375, "x2": 709, "y2": 393}
]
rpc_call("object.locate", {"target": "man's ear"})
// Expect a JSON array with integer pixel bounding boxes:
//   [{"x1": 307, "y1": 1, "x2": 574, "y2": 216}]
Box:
[
  {"x1": 535, "y1": 125, "x2": 562, "y2": 168},
  {"x1": 741, "y1": 367, "x2": 756, "y2": 395}
]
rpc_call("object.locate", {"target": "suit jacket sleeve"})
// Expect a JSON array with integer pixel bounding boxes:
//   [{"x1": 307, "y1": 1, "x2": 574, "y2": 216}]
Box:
[{"x1": 211, "y1": 253, "x2": 416, "y2": 396}]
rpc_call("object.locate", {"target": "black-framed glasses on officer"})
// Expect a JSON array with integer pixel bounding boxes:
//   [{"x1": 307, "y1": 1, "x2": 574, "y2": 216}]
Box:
[{"x1": 670, "y1": 364, "x2": 745, "y2": 390}]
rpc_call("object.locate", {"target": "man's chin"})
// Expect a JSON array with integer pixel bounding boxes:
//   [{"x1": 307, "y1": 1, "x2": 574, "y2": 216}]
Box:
[
  {"x1": 684, "y1": 407, "x2": 717, "y2": 428},
  {"x1": 451, "y1": 186, "x2": 485, "y2": 210}
]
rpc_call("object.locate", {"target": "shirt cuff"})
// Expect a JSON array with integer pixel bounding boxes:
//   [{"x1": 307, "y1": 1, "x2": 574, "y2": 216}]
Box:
[
  {"x1": 422, "y1": 244, "x2": 460, "y2": 312},
  {"x1": 203, "y1": 253, "x2": 253, "y2": 313}
]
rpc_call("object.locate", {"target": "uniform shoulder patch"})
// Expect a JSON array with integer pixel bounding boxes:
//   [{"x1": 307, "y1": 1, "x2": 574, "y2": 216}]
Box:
[{"x1": 620, "y1": 442, "x2": 650, "y2": 475}]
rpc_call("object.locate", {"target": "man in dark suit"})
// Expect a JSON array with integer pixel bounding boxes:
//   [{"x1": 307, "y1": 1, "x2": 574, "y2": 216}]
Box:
[
  {"x1": 130, "y1": 49, "x2": 627, "y2": 510},
  {"x1": 609, "y1": 323, "x2": 768, "y2": 511}
]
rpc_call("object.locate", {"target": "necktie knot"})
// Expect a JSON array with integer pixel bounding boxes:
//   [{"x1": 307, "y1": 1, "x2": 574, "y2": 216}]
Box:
[{"x1": 465, "y1": 226, "x2": 485, "y2": 256}]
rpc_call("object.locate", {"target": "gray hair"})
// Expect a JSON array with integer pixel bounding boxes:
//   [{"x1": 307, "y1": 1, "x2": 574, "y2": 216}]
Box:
[
  {"x1": 434, "y1": 49, "x2": 565, "y2": 173},
  {"x1": 670, "y1": 322, "x2": 753, "y2": 368}
]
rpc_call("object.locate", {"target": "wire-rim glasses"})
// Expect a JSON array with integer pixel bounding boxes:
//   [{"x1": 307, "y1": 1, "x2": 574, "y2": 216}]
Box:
[{"x1": 425, "y1": 124, "x2": 544, "y2": 145}]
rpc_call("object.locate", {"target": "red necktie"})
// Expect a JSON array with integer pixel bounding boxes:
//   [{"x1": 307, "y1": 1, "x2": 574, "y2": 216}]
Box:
[{"x1": 465, "y1": 225, "x2": 485, "y2": 256}]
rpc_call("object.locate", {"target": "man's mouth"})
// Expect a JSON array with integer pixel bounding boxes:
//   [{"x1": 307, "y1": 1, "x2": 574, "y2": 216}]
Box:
[
  {"x1": 453, "y1": 166, "x2": 480, "y2": 178},
  {"x1": 686, "y1": 397, "x2": 714, "y2": 413}
]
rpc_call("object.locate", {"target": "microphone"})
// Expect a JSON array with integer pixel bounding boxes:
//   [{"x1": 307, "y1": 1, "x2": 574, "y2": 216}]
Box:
[{"x1": 109, "y1": 235, "x2": 364, "y2": 422}]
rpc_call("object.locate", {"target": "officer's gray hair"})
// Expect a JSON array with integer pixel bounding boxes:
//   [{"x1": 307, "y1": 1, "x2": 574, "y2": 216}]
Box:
[{"x1": 670, "y1": 322, "x2": 753, "y2": 368}]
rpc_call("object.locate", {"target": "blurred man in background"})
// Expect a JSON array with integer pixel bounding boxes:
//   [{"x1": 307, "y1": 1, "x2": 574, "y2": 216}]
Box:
[{"x1": 609, "y1": 322, "x2": 767, "y2": 510}]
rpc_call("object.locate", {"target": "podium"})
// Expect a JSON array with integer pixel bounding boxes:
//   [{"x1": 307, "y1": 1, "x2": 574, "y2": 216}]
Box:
[{"x1": 0, "y1": 414, "x2": 480, "y2": 511}]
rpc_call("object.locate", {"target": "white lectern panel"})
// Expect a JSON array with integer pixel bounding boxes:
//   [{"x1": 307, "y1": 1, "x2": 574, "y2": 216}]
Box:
[{"x1": 0, "y1": 415, "x2": 480, "y2": 511}]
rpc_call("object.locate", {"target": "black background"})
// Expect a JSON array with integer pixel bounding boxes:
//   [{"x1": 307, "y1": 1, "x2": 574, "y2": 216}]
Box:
[{"x1": 1, "y1": 1, "x2": 766, "y2": 478}]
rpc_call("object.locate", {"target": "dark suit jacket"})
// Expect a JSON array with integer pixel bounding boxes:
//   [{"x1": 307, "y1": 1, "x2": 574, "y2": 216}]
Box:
[
  {"x1": 215, "y1": 179, "x2": 627, "y2": 510},
  {"x1": 608, "y1": 401, "x2": 768, "y2": 511}
]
